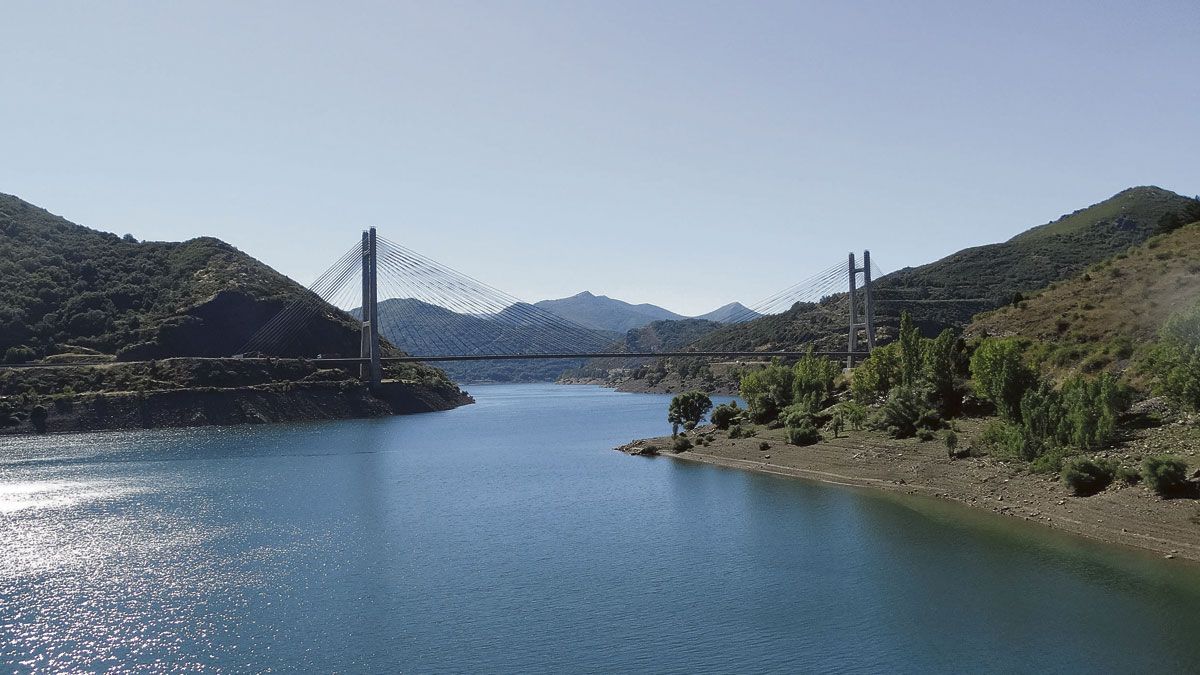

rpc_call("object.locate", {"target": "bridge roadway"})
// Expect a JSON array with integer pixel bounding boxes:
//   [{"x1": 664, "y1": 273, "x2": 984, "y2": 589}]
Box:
[{"x1": 317, "y1": 351, "x2": 869, "y2": 364}]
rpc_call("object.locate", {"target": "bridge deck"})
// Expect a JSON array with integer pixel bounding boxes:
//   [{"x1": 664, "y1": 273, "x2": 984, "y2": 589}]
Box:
[{"x1": 315, "y1": 351, "x2": 869, "y2": 364}]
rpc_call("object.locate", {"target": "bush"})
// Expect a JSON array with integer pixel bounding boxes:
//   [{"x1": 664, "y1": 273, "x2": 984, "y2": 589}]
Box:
[
  {"x1": 29, "y1": 404, "x2": 48, "y2": 433},
  {"x1": 944, "y1": 430, "x2": 958, "y2": 458},
  {"x1": 1141, "y1": 456, "x2": 1190, "y2": 497},
  {"x1": 710, "y1": 401, "x2": 742, "y2": 430},
  {"x1": 873, "y1": 386, "x2": 940, "y2": 439},
  {"x1": 759, "y1": 441, "x2": 771, "y2": 451},
  {"x1": 1029, "y1": 445, "x2": 1073, "y2": 474},
  {"x1": 979, "y1": 420, "x2": 1027, "y2": 459},
  {"x1": 837, "y1": 400, "x2": 867, "y2": 430},
  {"x1": 672, "y1": 435, "x2": 694, "y2": 453},
  {"x1": 785, "y1": 420, "x2": 821, "y2": 446},
  {"x1": 1115, "y1": 466, "x2": 1140, "y2": 485},
  {"x1": 1061, "y1": 457, "x2": 1117, "y2": 496},
  {"x1": 1143, "y1": 305, "x2": 1200, "y2": 411},
  {"x1": 3, "y1": 345, "x2": 36, "y2": 364}
]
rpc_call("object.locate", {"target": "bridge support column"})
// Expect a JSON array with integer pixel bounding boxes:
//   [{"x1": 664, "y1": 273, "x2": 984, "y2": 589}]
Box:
[
  {"x1": 361, "y1": 227, "x2": 382, "y2": 389},
  {"x1": 847, "y1": 250, "x2": 876, "y2": 368},
  {"x1": 847, "y1": 253, "x2": 858, "y2": 368}
]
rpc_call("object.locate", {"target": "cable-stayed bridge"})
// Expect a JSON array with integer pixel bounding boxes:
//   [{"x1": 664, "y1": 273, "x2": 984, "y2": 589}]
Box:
[{"x1": 240, "y1": 229, "x2": 881, "y2": 388}]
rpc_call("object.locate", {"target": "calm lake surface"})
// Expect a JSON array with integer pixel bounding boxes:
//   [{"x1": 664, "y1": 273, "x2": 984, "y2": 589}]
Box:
[{"x1": 3, "y1": 383, "x2": 1200, "y2": 673}]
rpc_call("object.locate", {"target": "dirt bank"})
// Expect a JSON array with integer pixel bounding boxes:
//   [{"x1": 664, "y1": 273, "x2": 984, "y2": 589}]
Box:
[{"x1": 618, "y1": 420, "x2": 1200, "y2": 562}]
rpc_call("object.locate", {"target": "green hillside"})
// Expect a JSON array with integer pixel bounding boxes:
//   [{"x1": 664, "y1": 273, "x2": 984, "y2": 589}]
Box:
[
  {"x1": 698, "y1": 187, "x2": 1199, "y2": 353},
  {"x1": 0, "y1": 193, "x2": 363, "y2": 362},
  {"x1": 968, "y1": 220, "x2": 1200, "y2": 378}
]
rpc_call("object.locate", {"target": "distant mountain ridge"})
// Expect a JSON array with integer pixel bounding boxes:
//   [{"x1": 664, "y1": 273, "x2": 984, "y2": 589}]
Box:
[
  {"x1": 533, "y1": 291, "x2": 685, "y2": 333},
  {"x1": 533, "y1": 291, "x2": 756, "y2": 333},
  {"x1": 695, "y1": 302, "x2": 759, "y2": 323}
]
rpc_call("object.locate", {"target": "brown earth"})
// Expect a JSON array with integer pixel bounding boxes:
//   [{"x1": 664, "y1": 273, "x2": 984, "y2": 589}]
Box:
[{"x1": 618, "y1": 418, "x2": 1200, "y2": 562}]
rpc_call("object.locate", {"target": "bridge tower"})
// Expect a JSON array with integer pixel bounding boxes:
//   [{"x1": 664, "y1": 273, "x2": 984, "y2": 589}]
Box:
[
  {"x1": 847, "y1": 251, "x2": 877, "y2": 367},
  {"x1": 360, "y1": 227, "x2": 382, "y2": 389}
]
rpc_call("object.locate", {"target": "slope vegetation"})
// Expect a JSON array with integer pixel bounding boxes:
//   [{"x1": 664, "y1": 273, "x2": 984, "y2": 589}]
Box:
[
  {"x1": 0, "y1": 193, "x2": 363, "y2": 362},
  {"x1": 697, "y1": 187, "x2": 1199, "y2": 354},
  {"x1": 968, "y1": 221, "x2": 1200, "y2": 376}
]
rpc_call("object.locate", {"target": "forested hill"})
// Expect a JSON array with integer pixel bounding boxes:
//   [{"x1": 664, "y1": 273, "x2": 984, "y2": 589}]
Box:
[
  {"x1": 872, "y1": 186, "x2": 1200, "y2": 333},
  {"x1": 967, "y1": 218, "x2": 1200, "y2": 377},
  {"x1": 0, "y1": 193, "x2": 363, "y2": 363},
  {"x1": 692, "y1": 186, "x2": 1199, "y2": 353}
]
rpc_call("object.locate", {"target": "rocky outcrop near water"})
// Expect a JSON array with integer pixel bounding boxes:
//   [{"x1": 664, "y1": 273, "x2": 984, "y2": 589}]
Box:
[{"x1": 0, "y1": 378, "x2": 473, "y2": 436}]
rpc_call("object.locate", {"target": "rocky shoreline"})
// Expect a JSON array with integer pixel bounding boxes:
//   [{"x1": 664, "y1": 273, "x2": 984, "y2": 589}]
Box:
[
  {"x1": 618, "y1": 421, "x2": 1200, "y2": 563},
  {"x1": 0, "y1": 380, "x2": 473, "y2": 436}
]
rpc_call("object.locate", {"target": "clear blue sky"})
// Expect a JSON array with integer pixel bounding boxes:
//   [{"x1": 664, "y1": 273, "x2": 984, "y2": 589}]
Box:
[{"x1": 2, "y1": 1, "x2": 1197, "y2": 314}]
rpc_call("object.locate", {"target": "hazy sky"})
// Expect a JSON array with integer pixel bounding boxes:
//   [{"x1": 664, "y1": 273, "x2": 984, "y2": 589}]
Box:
[{"x1": 2, "y1": 1, "x2": 1197, "y2": 314}]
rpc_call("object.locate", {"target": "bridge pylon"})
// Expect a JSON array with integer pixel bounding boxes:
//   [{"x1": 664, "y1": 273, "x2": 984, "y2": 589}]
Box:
[
  {"x1": 360, "y1": 227, "x2": 382, "y2": 389},
  {"x1": 847, "y1": 251, "x2": 876, "y2": 367}
]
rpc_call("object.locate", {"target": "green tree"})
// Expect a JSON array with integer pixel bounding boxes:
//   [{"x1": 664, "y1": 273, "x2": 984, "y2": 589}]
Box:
[
  {"x1": 792, "y1": 348, "x2": 840, "y2": 406},
  {"x1": 970, "y1": 338, "x2": 1035, "y2": 420},
  {"x1": 739, "y1": 363, "x2": 794, "y2": 423},
  {"x1": 709, "y1": 401, "x2": 742, "y2": 430},
  {"x1": 922, "y1": 329, "x2": 964, "y2": 414},
  {"x1": 898, "y1": 312, "x2": 922, "y2": 387},
  {"x1": 829, "y1": 411, "x2": 845, "y2": 438},
  {"x1": 850, "y1": 343, "x2": 901, "y2": 403},
  {"x1": 667, "y1": 391, "x2": 713, "y2": 436}
]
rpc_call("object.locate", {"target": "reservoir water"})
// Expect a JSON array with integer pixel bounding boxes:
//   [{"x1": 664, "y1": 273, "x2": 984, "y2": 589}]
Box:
[{"x1": 3, "y1": 383, "x2": 1200, "y2": 673}]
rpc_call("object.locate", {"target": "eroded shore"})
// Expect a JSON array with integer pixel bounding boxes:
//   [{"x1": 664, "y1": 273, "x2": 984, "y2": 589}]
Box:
[{"x1": 619, "y1": 420, "x2": 1200, "y2": 563}]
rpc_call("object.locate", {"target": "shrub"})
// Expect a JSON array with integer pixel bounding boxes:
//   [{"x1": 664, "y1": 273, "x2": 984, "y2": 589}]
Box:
[
  {"x1": 944, "y1": 430, "x2": 958, "y2": 458},
  {"x1": 1141, "y1": 456, "x2": 1190, "y2": 497},
  {"x1": 1115, "y1": 466, "x2": 1140, "y2": 485},
  {"x1": 1061, "y1": 457, "x2": 1117, "y2": 496},
  {"x1": 672, "y1": 435, "x2": 694, "y2": 453},
  {"x1": 785, "y1": 420, "x2": 821, "y2": 446},
  {"x1": 29, "y1": 404, "x2": 48, "y2": 433},
  {"x1": 759, "y1": 441, "x2": 771, "y2": 451},
  {"x1": 1143, "y1": 305, "x2": 1200, "y2": 411},
  {"x1": 873, "y1": 386, "x2": 940, "y2": 439},
  {"x1": 838, "y1": 400, "x2": 867, "y2": 430},
  {"x1": 829, "y1": 411, "x2": 845, "y2": 438},
  {"x1": 710, "y1": 401, "x2": 742, "y2": 430},
  {"x1": 979, "y1": 420, "x2": 1027, "y2": 459},
  {"x1": 3, "y1": 345, "x2": 36, "y2": 364},
  {"x1": 729, "y1": 425, "x2": 745, "y2": 439},
  {"x1": 1030, "y1": 445, "x2": 1073, "y2": 474},
  {"x1": 782, "y1": 405, "x2": 816, "y2": 430}
]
